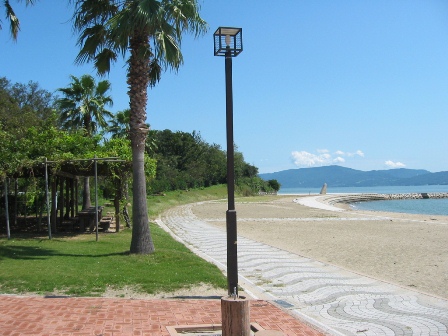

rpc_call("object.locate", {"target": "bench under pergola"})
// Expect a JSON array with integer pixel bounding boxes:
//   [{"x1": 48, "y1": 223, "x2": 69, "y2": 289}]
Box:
[{"x1": 2, "y1": 156, "x2": 130, "y2": 240}]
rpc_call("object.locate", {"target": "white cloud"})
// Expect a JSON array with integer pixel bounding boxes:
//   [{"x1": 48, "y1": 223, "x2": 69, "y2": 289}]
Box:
[
  {"x1": 345, "y1": 150, "x2": 364, "y2": 157},
  {"x1": 291, "y1": 149, "x2": 364, "y2": 167},
  {"x1": 355, "y1": 150, "x2": 365, "y2": 157},
  {"x1": 334, "y1": 150, "x2": 364, "y2": 157},
  {"x1": 291, "y1": 151, "x2": 332, "y2": 167},
  {"x1": 385, "y1": 160, "x2": 406, "y2": 168},
  {"x1": 333, "y1": 157, "x2": 345, "y2": 163}
]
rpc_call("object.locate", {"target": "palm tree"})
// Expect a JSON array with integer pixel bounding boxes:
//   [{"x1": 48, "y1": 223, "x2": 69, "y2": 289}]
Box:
[
  {"x1": 108, "y1": 109, "x2": 157, "y2": 155},
  {"x1": 57, "y1": 75, "x2": 113, "y2": 136},
  {"x1": 1, "y1": 0, "x2": 36, "y2": 40},
  {"x1": 72, "y1": 0, "x2": 207, "y2": 254},
  {"x1": 108, "y1": 109, "x2": 130, "y2": 139},
  {"x1": 56, "y1": 74, "x2": 113, "y2": 209}
]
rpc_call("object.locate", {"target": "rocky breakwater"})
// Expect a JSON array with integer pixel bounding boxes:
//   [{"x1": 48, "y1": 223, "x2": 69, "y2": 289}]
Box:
[
  {"x1": 323, "y1": 192, "x2": 448, "y2": 206},
  {"x1": 380, "y1": 192, "x2": 448, "y2": 200}
]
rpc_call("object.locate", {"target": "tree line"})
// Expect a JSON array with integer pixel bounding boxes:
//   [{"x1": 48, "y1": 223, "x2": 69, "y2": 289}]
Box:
[
  {"x1": 0, "y1": 75, "x2": 279, "y2": 199},
  {"x1": 148, "y1": 129, "x2": 279, "y2": 195}
]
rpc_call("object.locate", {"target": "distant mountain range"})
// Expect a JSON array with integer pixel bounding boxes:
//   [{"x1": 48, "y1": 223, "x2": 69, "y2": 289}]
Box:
[{"x1": 259, "y1": 165, "x2": 448, "y2": 188}]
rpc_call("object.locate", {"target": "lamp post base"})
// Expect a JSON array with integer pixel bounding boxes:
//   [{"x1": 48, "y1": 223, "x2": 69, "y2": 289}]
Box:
[{"x1": 221, "y1": 296, "x2": 250, "y2": 336}]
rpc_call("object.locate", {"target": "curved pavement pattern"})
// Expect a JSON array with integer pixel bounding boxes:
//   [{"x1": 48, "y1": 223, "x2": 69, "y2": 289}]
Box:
[{"x1": 156, "y1": 197, "x2": 448, "y2": 336}]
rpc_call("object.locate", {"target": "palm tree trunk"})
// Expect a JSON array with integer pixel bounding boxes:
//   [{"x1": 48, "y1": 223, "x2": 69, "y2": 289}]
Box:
[
  {"x1": 128, "y1": 31, "x2": 154, "y2": 254},
  {"x1": 130, "y1": 142, "x2": 154, "y2": 253}
]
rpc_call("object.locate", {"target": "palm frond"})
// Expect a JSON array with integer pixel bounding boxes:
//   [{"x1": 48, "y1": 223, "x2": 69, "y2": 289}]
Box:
[
  {"x1": 78, "y1": 24, "x2": 107, "y2": 53},
  {"x1": 95, "y1": 79, "x2": 112, "y2": 96},
  {"x1": 94, "y1": 48, "x2": 117, "y2": 74},
  {"x1": 4, "y1": 0, "x2": 20, "y2": 40},
  {"x1": 148, "y1": 59, "x2": 161, "y2": 87},
  {"x1": 163, "y1": 0, "x2": 208, "y2": 38},
  {"x1": 154, "y1": 30, "x2": 183, "y2": 70},
  {"x1": 107, "y1": 9, "x2": 135, "y2": 51},
  {"x1": 72, "y1": 0, "x2": 207, "y2": 80},
  {"x1": 79, "y1": 74, "x2": 96, "y2": 91},
  {"x1": 73, "y1": 0, "x2": 117, "y2": 30}
]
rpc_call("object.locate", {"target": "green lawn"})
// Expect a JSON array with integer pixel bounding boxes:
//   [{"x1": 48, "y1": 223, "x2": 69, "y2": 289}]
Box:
[
  {"x1": 0, "y1": 185, "x2": 230, "y2": 296},
  {"x1": 145, "y1": 184, "x2": 229, "y2": 220}
]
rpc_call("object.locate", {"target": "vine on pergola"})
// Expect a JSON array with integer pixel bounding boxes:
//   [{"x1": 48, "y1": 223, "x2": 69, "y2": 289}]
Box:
[{"x1": 0, "y1": 126, "x2": 156, "y2": 180}]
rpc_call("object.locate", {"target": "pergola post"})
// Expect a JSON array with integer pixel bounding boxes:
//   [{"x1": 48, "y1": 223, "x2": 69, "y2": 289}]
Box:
[
  {"x1": 13, "y1": 178, "x2": 18, "y2": 227},
  {"x1": 114, "y1": 196, "x2": 120, "y2": 232},
  {"x1": 51, "y1": 177, "x2": 57, "y2": 233},
  {"x1": 44, "y1": 157, "x2": 52, "y2": 239},
  {"x1": 24, "y1": 183, "x2": 28, "y2": 227},
  {"x1": 75, "y1": 177, "x2": 79, "y2": 216},
  {"x1": 65, "y1": 177, "x2": 70, "y2": 219},
  {"x1": 59, "y1": 177, "x2": 64, "y2": 225},
  {"x1": 94, "y1": 156, "x2": 99, "y2": 242},
  {"x1": 114, "y1": 178, "x2": 122, "y2": 232},
  {"x1": 70, "y1": 178, "x2": 75, "y2": 218},
  {"x1": 4, "y1": 178, "x2": 10, "y2": 240}
]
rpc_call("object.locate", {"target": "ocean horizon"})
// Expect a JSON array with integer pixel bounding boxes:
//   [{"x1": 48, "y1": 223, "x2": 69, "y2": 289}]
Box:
[
  {"x1": 279, "y1": 185, "x2": 448, "y2": 216},
  {"x1": 279, "y1": 185, "x2": 448, "y2": 195}
]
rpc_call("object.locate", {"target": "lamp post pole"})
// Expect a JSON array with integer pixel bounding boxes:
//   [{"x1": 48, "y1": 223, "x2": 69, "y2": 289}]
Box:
[
  {"x1": 215, "y1": 27, "x2": 250, "y2": 336},
  {"x1": 225, "y1": 46, "x2": 238, "y2": 296},
  {"x1": 214, "y1": 26, "x2": 243, "y2": 297}
]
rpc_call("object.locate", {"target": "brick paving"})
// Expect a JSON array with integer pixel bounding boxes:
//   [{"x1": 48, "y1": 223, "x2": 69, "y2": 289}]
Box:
[{"x1": 0, "y1": 295, "x2": 324, "y2": 336}]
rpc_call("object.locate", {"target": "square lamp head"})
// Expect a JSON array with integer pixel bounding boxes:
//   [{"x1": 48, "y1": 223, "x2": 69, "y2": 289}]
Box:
[{"x1": 213, "y1": 27, "x2": 243, "y2": 57}]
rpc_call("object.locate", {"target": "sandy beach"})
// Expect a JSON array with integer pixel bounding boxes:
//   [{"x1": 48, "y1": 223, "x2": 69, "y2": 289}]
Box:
[{"x1": 190, "y1": 195, "x2": 448, "y2": 300}]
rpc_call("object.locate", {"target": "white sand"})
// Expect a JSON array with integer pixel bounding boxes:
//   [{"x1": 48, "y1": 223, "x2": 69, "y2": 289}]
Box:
[{"x1": 191, "y1": 196, "x2": 448, "y2": 299}]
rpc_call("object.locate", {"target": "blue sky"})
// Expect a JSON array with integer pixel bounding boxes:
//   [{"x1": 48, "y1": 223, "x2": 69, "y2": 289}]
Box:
[{"x1": 1, "y1": 1, "x2": 448, "y2": 173}]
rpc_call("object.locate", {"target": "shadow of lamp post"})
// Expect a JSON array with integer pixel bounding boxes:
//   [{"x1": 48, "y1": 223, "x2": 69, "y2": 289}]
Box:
[{"x1": 213, "y1": 27, "x2": 243, "y2": 297}]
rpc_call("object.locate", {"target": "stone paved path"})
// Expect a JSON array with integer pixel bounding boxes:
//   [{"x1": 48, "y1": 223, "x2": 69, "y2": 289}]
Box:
[{"x1": 156, "y1": 202, "x2": 448, "y2": 336}]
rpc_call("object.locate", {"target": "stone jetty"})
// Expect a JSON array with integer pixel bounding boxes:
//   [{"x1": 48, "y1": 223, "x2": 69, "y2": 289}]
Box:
[{"x1": 321, "y1": 192, "x2": 448, "y2": 206}]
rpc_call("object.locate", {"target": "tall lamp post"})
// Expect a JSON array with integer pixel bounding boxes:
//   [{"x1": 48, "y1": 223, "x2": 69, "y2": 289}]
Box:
[{"x1": 214, "y1": 27, "x2": 243, "y2": 296}]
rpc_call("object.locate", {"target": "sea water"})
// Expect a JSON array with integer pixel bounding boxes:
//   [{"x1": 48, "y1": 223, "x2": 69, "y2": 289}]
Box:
[
  {"x1": 352, "y1": 198, "x2": 448, "y2": 216},
  {"x1": 279, "y1": 185, "x2": 448, "y2": 216}
]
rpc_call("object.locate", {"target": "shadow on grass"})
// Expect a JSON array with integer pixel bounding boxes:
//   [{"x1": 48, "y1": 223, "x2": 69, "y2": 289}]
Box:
[
  {"x1": 0, "y1": 245, "x2": 130, "y2": 261},
  {"x1": 0, "y1": 232, "x2": 102, "y2": 240}
]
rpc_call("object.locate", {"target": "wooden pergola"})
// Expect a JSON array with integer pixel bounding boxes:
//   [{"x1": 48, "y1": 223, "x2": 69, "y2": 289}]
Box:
[{"x1": 2, "y1": 156, "x2": 130, "y2": 240}]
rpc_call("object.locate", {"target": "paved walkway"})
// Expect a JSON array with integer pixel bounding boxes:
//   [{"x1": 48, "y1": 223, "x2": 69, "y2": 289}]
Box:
[{"x1": 157, "y1": 199, "x2": 448, "y2": 336}]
